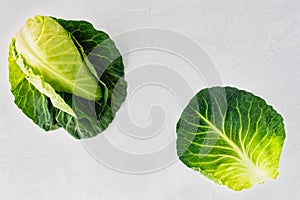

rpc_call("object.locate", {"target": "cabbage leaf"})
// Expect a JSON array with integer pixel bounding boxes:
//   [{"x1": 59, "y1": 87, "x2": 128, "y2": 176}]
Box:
[{"x1": 176, "y1": 86, "x2": 285, "y2": 191}]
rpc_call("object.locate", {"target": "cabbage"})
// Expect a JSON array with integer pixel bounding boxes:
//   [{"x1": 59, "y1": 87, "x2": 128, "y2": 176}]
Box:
[{"x1": 8, "y1": 15, "x2": 127, "y2": 139}]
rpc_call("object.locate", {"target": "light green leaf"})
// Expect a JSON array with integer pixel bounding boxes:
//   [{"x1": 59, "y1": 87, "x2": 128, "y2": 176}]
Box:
[
  {"x1": 176, "y1": 86, "x2": 286, "y2": 191},
  {"x1": 14, "y1": 15, "x2": 102, "y2": 100},
  {"x1": 11, "y1": 40, "x2": 76, "y2": 118}
]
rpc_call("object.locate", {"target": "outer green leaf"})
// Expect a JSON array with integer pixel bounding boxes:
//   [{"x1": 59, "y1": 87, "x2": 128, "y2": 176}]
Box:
[
  {"x1": 176, "y1": 86, "x2": 286, "y2": 191},
  {"x1": 51, "y1": 17, "x2": 127, "y2": 139},
  {"x1": 8, "y1": 42, "x2": 59, "y2": 131}
]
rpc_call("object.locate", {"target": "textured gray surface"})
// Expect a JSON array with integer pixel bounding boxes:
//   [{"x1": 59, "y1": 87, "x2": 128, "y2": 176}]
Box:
[{"x1": 1, "y1": 0, "x2": 299, "y2": 199}]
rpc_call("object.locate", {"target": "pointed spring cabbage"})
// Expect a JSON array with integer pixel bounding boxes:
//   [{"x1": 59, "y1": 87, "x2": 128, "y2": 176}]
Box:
[{"x1": 8, "y1": 15, "x2": 127, "y2": 138}]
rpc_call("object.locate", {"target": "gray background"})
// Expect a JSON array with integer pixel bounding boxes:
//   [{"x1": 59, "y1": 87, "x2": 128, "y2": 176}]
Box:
[{"x1": 0, "y1": 0, "x2": 299, "y2": 199}]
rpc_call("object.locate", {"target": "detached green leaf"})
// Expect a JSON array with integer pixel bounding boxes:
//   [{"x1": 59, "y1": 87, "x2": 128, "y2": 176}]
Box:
[{"x1": 176, "y1": 86, "x2": 286, "y2": 191}]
